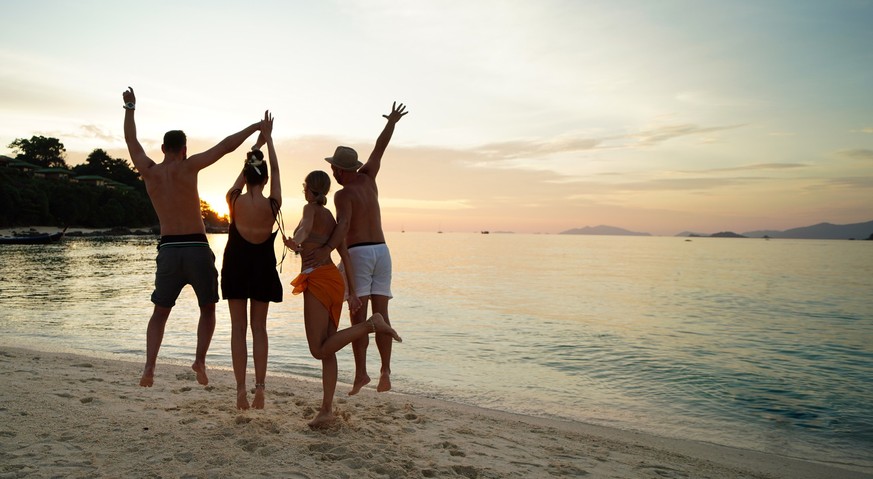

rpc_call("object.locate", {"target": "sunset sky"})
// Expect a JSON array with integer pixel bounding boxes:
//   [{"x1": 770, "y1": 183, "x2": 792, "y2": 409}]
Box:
[{"x1": 2, "y1": 1, "x2": 871, "y2": 235}]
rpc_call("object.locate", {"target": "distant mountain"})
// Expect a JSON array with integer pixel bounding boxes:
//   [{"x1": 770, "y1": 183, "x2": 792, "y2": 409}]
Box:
[
  {"x1": 560, "y1": 225, "x2": 651, "y2": 236},
  {"x1": 709, "y1": 231, "x2": 747, "y2": 238},
  {"x1": 743, "y1": 220, "x2": 873, "y2": 240}
]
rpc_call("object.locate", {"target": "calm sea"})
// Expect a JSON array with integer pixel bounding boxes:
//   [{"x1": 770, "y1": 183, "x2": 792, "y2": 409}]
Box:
[{"x1": 1, "y1": 232, "x2": 871, "y2": 471}]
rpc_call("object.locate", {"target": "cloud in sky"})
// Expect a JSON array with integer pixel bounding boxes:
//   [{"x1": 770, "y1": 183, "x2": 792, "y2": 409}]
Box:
[
  {"x1": 1, "y1": 0, "x2": 872, "y2": 235},
  {"x1": 836, "y1": 149, "x2": 873, "y2": 162}
]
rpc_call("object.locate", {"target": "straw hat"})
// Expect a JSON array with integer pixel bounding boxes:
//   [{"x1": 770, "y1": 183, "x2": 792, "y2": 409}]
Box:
[{"x1": 324, "y1": 146, "x2": 362, "y2": 171}]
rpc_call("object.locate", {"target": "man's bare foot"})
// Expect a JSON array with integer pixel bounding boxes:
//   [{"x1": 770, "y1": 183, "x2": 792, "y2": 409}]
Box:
[
  {"x1": 236, "y1": 386, "x2": 250, "y2": 410},
  {"x1": 370, "y1": 313, "x2": 402, "y2": 342},
  {"x1": 348, "y1": 374, "x2": 371, "y2": 396},
  {"x1": 192, "y1": 362, "x2": 208, "y2": 385},
  {"x1": 377, "y1": 372, "x2": 391, "y2": 392},
  {"x1": 252, "y1": 385, "x2": 265, "y2": 409},
  {"x1": 308, "y1": 409, "x2": 337, "y2": 429}
]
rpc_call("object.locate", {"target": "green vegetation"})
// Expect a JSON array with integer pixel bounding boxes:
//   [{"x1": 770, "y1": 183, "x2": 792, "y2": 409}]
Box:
[{"x1": 2, "y1": 135, "x2": 226, "y2": 230}]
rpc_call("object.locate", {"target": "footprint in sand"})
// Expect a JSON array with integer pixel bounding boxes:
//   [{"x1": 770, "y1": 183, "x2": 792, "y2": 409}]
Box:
[
  {"x1": 437, "y1": 441, "x2": 466, "y2": 457},
  {"x1": 452, "y1": 465, "x2": 481, "y2": 478},
  {"x1": 637, "y1": 464, "x2": 689, "y2": 478},
  {"x1": 547, "y1": 463, "x2": 591, "y2": 476}
]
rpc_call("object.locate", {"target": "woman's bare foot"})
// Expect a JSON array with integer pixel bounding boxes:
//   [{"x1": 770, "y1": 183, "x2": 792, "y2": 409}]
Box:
[
  {"x1": 308, "y1": 409, "x2": 337, "y2": 429},
  {"x1": 236, "y1": 386, "x2": 250, "y2": 410},
  {"x1": 370, "y1": 313, "x2": 402, "y2": 342},
  {"x1": 191, "y1": 362, "x2": 208, "y2": 385},
  {"x1": 348, "y1": 374, "x2": 371, "y2": 396},
  {"x1": 252, "y1": 385, "x2": 265, "y2": 409},
  {"x1": 377, "y1": 372, "x2": 392, "y2": 392},
  {"x1": 139, "y1": 367, "x2": 154, "y2": 387}
]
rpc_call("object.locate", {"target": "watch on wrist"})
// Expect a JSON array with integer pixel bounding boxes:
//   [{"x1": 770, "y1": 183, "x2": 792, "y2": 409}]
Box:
[{"x1": 123, "y1": 102, "x2": 136, "y2": 110}]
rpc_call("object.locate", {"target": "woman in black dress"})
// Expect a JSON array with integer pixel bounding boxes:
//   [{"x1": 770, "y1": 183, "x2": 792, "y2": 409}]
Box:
[{"x1": 221, "y1": 111, "x2": 283, "y2": 410}]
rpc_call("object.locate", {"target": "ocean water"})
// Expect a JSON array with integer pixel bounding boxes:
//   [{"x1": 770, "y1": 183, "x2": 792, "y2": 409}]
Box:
[{"x1": 0, "y1": 232, "x2": 871, "y2": 471}]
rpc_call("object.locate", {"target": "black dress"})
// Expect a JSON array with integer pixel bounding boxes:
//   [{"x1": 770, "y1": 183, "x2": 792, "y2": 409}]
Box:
[{"x1": 220, "y1": 194, "x2": 283, "y2": 303}]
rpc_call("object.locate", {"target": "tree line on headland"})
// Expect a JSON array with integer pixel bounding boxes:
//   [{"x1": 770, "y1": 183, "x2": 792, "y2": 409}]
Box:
[{"x1": 1, "y1": 135, "x2": 227, "y2": 231}]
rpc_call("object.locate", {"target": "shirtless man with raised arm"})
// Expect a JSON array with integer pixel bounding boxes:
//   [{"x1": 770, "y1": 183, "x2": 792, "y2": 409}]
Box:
[
  {"x1": 123, "y1": 86, "x2": 263, "y2": 387},
  {"x1": 305, "y1": 101, "x2": 408, "y2": 395}
]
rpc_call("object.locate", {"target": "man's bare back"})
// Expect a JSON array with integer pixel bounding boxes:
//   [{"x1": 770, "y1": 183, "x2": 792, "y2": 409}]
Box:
[{"x1": 142, "y1": 161, "x2": 208, "y2": 236}]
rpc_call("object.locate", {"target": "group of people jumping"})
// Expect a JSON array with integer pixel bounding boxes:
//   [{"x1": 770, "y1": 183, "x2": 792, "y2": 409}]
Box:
[{"x1": 122, "y1": 87, "x2": 404, "y2": 429}]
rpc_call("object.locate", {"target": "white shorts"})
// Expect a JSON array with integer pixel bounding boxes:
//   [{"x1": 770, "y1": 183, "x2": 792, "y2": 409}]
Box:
[{"x1": 344, "y1": 243, "x2": 393, "y2": 299}]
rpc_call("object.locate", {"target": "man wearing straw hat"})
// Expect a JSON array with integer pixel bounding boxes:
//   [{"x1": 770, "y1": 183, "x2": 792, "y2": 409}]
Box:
[{"x1": 305, "y1": 101, "x2": 408, "y2": 395}]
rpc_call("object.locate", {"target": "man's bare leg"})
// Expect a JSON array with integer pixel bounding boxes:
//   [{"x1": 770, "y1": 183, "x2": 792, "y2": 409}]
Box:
[
  {"x1": 192, "y1": 303, "x2": 216, "y2": 386},
  {"x1": 140, "y1": 306, "x2": 172, "y2": 387},
  {"x1": 348, "y1": 297, "x2": 371, "y2": 396},
  {"x1": 371, "y1": 296, "x2": 394, "y2": 392}
]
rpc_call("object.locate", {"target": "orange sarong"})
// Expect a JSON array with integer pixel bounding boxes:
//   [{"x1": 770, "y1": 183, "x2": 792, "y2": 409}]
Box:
[{"x1": 290, "y1": 264, "x2": 344, "y2": 327}]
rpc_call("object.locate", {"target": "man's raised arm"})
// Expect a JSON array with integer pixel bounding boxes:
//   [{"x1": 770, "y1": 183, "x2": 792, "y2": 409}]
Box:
[
  {"x1": 122, "y1": 87, "x2": 154, "y2": 173},
  {"x1": 360, "y1": 101, "x2": 408, "y2": 178},
  {"x1": 186, "y1": 119, "x2": 264, "y2": 172}
]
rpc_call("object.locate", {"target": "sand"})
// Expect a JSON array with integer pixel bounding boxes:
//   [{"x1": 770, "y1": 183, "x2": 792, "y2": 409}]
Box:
[{"x1": 0, "y1": 346, "x2": 869, "y2": 479}]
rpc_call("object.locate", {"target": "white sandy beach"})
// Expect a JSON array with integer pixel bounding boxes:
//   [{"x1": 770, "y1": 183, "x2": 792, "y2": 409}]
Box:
[{"x1": 1, "y1": 346, "x2": 868, "y2": 479}]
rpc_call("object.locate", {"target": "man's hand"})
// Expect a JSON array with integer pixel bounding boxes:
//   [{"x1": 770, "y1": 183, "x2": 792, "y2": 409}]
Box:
[
  {"x1": 382, "y1": 101, "x2": 408, "y2": 124},
  {"x1": 347, "y1": 295, "x2": 362, "y2": 315},
  {"x1": 123, "y1": 87, "x2": 136, "y2": 105}
]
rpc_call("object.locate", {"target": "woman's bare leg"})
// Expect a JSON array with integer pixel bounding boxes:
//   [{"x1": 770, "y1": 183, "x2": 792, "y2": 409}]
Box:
[
  {"x1": 228, "y1": 299, "x2": 250, "y2": 410},
  {"x1": 250, "y1": 300, "x2": 269, "y2": 409},
  {"x1": 302, "y1": 292, "x2": 402, "y2": 426}
]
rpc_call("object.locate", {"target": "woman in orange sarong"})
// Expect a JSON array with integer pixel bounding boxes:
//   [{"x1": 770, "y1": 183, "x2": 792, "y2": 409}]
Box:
[{"x1": 284, "y1": 170, "x2": 401, "y2": 429}]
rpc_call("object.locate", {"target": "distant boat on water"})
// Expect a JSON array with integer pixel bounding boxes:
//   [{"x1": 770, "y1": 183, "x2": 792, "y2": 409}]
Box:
[
  {"x1": 481, "y1": 230, "x2": 489, "y2": 234},
  {"x1": 0, "y1": 227, "x2": 67, "y2": 245}
]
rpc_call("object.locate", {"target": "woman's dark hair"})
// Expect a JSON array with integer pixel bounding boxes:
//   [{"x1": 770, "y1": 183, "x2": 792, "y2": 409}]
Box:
[{"x1": 243, "y1": 149, "x2": 268, "y2": 185}]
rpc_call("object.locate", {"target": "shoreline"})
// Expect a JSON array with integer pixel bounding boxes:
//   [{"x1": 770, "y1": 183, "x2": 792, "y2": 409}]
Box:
[
  {"x1": 1, "y1": 345, "x2": 869, "y2": 479},
  {"x1": 0, "y1": 225, "x2": 229, "y2": 238}
]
